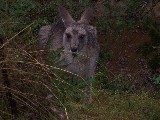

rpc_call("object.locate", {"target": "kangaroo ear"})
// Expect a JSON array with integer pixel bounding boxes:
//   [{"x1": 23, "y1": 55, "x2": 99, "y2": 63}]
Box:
[
  {"x1": 78, "y1": 7, "x2": 94, "y2": 24},
  {"x1": 59, "y1": 6, "x2": 75, "y2": 27}
]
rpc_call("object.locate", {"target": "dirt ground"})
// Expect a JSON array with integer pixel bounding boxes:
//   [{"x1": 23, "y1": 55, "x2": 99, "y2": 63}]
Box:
[
  {"x1": 95, "y1": 1, "x2": 160, "y2": 88},
  {"x1": 98, "y1": 28, "x2": 155, "y2": 88}
]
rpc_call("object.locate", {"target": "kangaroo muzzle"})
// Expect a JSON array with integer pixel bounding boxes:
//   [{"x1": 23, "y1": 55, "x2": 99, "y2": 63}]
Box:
[{"x1": 71, "y1": 47, "x2": 77, "y2": 52}]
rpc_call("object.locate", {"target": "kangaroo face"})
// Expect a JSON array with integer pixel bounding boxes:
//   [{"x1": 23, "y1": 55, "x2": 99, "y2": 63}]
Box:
[
  {"x1": 59, "y1": 6, "x2": 94, "y2": 56},
  {"x1": 63, "y1": 24, "x2": 88, "y2": 55}
]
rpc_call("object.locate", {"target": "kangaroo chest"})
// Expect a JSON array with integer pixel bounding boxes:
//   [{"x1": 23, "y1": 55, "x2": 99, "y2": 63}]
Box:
[{"x1": 62, "y1": 53, "x2": 90, "y2": 77}]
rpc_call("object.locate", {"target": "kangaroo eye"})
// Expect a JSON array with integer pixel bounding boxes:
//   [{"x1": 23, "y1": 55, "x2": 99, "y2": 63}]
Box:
[
  {"x1": 79, "y1": 34, "x2": 85, "y2": 39},
  {"x1": 66, "y1": 33, "x2": 71, "y2": 39}
]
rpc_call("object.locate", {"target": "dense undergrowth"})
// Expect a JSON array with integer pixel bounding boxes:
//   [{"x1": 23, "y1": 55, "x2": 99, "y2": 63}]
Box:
[{"x1": 0, "y1": 0, "x2": 160, "y2": 119}]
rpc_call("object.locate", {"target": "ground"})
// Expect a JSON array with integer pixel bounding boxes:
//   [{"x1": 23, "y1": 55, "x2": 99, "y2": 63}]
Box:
[{"x1": 99, "y1": 28, "x2": 152, "y2": 88}]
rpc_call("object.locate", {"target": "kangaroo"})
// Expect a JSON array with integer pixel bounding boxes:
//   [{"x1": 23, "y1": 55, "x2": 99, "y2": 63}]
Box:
[{"x1": 38, "y1": 6, "x2": 100, "y2": 103}]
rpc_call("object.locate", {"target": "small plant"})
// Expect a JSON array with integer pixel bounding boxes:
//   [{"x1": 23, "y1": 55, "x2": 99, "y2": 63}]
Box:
[
  {"x1": 149, "y1": 55, "x2": 160, "y2": 70},
  {"x1": 96, "y1": 17, "x2": 111, "y2": 34},
  {"x1": 9, "y1": 0, "x2": 36, "y2": 18},
  {"x1": 153, "y1": 76, "x2": 160, "y2": 85},
  {"x1": 138, "y1": 24, "x2": 160, "y2": 71}
]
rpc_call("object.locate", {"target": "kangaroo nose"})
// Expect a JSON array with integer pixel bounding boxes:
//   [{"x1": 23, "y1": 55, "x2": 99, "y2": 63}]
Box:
[{"x1": 71, "y1": 47, "x2": 77, "y2": 52}]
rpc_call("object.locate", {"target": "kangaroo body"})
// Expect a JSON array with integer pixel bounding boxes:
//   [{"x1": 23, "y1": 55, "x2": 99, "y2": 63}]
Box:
[{"x1": 38, "y1": 7, "x2": 100, "y2": 103}]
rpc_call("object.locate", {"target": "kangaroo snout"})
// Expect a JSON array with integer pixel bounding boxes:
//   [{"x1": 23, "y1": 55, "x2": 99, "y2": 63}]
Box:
[{"x1": 71, "y1": 47, "x2": 77, "y2": 53}]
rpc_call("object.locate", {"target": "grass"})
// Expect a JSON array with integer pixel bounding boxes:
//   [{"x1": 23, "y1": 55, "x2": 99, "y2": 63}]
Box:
[
  {"x1": 0, "y1": 0, "x2": 160, "y2": 119},
  {"x1": 66, "y1": 90, "x2": 160, "y2": 120}
]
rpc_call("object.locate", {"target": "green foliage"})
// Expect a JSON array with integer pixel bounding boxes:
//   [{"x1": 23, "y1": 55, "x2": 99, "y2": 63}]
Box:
[
  {"x1": 149, "y1": 55, "x2": 160, "y2": 70},
  {"x1": 96, "y1": 0, "x2": 142, "y2": 35},
  {"x1": 99, "y1": 43, "x2": 113, "y2": 61},
  {"x1": 149, "y1": 27, "x2": 160, "y2": 46},
  {"x1": 153, "y1": 76, "x2": 160, "y2": 85},
  {"x1": 138, "y1": 42, "x2": 156, "y2": 57},
  {"x1": 9, "y1": 0, "x2": 36, "y2": 18},
  {"x1": 96, "y1": 17, "x2": 111, "y2": 34},
  {"x1": 139, "y1": 25, "x2": 160, "y2": 71},
  {"x1": 96, "y1": 68, "x2": 136, "y2": 94}
]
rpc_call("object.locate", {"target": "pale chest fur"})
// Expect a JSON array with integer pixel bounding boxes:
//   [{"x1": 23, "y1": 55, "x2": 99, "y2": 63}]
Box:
[{"x1": 60, "y1": 47, "x2": 92, "y2": 77}]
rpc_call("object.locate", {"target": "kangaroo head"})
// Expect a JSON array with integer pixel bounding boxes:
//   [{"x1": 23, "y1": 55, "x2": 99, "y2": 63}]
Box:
[{"x1": 59, "y1": 6, "x2": 94, "y2": 56}]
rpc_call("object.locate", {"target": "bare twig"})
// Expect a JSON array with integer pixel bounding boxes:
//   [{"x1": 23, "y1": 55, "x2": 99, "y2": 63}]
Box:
[{"x1": 0, "y1": 21, "x2": 35, "y2": 49}]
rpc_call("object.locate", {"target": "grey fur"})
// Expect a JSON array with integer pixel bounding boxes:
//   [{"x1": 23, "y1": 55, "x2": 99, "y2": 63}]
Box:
[{"x1": 38, "y1": 7, "x2": 100, "y2": 103}]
